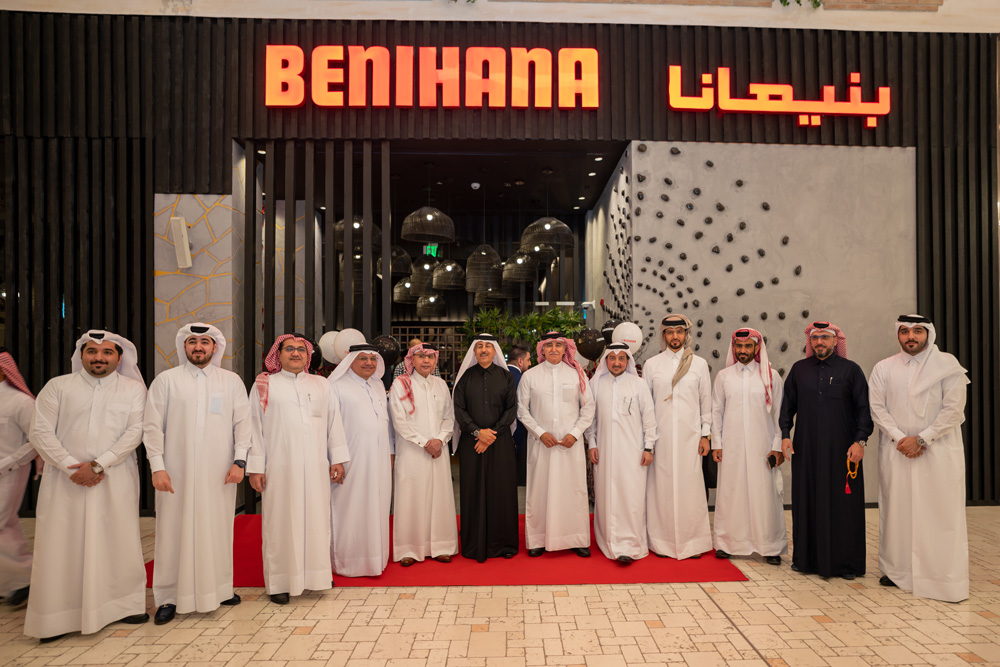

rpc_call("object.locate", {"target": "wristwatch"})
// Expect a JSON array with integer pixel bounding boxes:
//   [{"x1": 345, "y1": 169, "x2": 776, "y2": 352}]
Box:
[
  {"x1": 90, "y1": 461, "x2": 104, "y2": 475},
  {"x1": 644, "y1": 448, "x2": 653, "y2": 453},
  {"x1": 472, "y1": 429, "x2": 481, "y2": 440},
  {"x1": 917, "y1": 437, "x2": 926, "y2": 447},
  {"x1": 234, "y1": 460, "x2": 247, "y2": 469}
]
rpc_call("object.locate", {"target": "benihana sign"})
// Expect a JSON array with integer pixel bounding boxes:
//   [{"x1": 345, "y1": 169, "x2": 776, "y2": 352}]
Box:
[{"x1": 264, "y1": 45, "x2": 600, "y2": 109}]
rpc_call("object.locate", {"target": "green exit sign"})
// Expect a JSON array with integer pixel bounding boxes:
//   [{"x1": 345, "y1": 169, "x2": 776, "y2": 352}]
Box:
[{"x1": 423, "y1": 244, "x2": 441, "y2": 258}]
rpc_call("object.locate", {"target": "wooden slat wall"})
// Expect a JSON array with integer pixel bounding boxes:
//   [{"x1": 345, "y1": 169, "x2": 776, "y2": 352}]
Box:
[
  {"x1": 0, "y1": 136, "x2": 154, "y2": 515},
  {"x1": 1, "y1": 12, "x2": 997, "y2": 502}
]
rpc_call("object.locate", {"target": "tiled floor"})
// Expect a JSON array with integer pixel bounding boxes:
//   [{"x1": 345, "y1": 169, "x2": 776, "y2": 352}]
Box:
[{"x1": 1, "y1": 507, "x2": 998, "y2": 666}]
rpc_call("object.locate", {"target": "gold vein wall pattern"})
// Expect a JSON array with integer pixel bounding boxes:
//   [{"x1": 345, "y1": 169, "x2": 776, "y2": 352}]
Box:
[{"x1": 1, "y1": 13, "x2": 997, "y2": 502}]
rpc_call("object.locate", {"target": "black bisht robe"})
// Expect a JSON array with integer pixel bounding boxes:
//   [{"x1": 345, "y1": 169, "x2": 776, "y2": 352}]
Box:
[
  {"x1": 779, "y1": 354, "x2": 874, "y2": 578},
  {"x1": 453, "y1": 362, "x2": 520, "y2": 561}
]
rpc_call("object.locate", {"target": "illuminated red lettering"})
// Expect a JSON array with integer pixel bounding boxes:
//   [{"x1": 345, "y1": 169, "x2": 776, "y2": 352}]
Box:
[
  {"x1": 558, "y1": 48, "x2": 599, "y2": 109},
  {"x1": 265, "y1": 45, "x2": 305, "y2": 107},
  {"x1": 348, "y1": 45, "x2": 390, "y2": 107},
  {"x1": 511, "y1": 47, "x2": 552, "y2": 109},
  {"x1": 466, "y1": 47, "x2": 507, "y2": 108},
  {"x1": 311, "y1": 46, "x2": 345, "y2": 107},
  {"x1": 419, "y1": 47, "x2": 461, "y2": 108}
]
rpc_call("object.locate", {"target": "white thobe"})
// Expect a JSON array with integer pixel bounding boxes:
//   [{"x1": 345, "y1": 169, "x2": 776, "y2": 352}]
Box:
[
  {"x1": 517, "y1": 362, "x2": 596, "y2": 551},
  {"x1": 25, "y1": 370, "x2": 147, "y2": 637},
  {"x1": 248, "y1": 371, "x2": 348, "y2": 595},
  {"x1": 329, "y1": 371, "x2": 393, "y2": 577},
  {"x1": 0, "y1": 381, "x2": 35, "y2": 596},
  {"x1": 643, "y1": 349, "x2": 713, "y2": 559},
  {"x1": 869, "y1": 349, "x2": 969, "y2": 602},
  {"x1": 584, "y1": 373, "x2": 657, "y2": 560},
  {"x1": 710, "y1": 361, "x2": 787, "y2": 557},
  {"x1": 144, "y1": 363, "x2": 252, "y2": 612},
  {"x1": 388, "y1": 372, "x2": 458, "y2": 562}
]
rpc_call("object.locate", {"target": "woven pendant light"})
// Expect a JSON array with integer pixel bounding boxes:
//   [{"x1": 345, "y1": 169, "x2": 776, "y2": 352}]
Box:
[
  {"x1": 335, "y1": 215, "x2": 382, "y2": 252},
  {"x1": 401, "y1": 206, "x2": 455, "y2": 243},
  {"x1": 465, "y1": 244, "x2": 503, "y2": 292},
  {"x1": 502, "y1": 251, "x2": 537, "y2": 283},
  {"x1": 376, "y1": 246, "x2": 412, "y2": 279},
  {"x1": 520, "y1": 216, "x2": 573, "y2": 248},
  {"x1": 521, "y1": 241, "x2": 557, "y2": 265},
  {"x1": 416, "y1": 294, "x2": 446, "y2": 318},
  {"x1": 393, "y1": 277, "x2": 418, "y2": 304},
  {"x1": 432, "y1": 259, "x2": 467, "y2": 290},
  {"x1": 409, "y1": 255, "x2": 439, "y2": 297}
]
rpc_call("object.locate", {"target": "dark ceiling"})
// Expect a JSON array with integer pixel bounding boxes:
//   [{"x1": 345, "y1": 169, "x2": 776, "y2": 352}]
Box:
[{"x1": 263, "y1": 138, "x2": 628, "y2": 251}]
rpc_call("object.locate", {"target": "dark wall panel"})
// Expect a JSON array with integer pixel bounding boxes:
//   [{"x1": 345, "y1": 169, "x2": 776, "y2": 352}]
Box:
[{"x1": 0, "y1": 12, "x2": 997, "y2": 502}]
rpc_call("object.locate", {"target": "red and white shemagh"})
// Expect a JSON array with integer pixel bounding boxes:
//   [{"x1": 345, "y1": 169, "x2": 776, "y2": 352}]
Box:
[
  {"x1": 397, "y1": 343, "x2": 440, "y2": 415},
  {"x1": 727, "y1": 328, "x2": 773, "y2": 410},
  {"x1": 0, "y1": 351, "x2": 34, "y2": 398},
  {"x1": 535, "y1": 334, "x2": 588, "y2": 404},
  {"x1": 804, "y1": 322, "x2": 847, "y2": 358},
  {"x1": 254, "y1": 334, "x2": 313, "y2": 412}
]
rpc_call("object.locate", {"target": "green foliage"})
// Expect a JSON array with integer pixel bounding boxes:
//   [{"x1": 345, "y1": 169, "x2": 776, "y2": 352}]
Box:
[{"x1": 461, "y1": 308, "x2": 586, "y2": 355}]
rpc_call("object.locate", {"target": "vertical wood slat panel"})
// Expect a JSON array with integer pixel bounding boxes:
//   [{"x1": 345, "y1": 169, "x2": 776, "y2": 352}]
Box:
[
  {"x1": 362, "y1": 140, "x2": 373, "y2": 338},
  {"x1": 243, "y1": 139, "x2": 258, "y2": 388},
  {"x1": 324, "y1": 141, "x2": 337, "y2": 330},
  {"x1": 263, "y1": 140, "x2": 276, "y2": 349},
  {"x1": 381, "y1": 141, "x2": 391, "y2": 335},
  {"x1": 283, "y1": 140, "x2": 296, "y2": 334},
  {"x1": 304, "y1": 140, "x2": 316, "y2": 341},
  {"x1": 343, "y1": 140, "x2": 354, "y2": 328}
]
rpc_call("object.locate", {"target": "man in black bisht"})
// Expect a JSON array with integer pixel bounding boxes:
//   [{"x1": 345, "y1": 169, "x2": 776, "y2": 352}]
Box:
[
  {"x1": 452, "y1": 333, "x2": 519, "y2": 562},
  {"x1": 779, "y1": 321, "x2": 874, "y2": 580}
]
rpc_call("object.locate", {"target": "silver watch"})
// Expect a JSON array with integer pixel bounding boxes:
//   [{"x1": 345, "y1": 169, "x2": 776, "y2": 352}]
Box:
[
  {"x1": 91, "y1": 461, "x2": 105, "y2": 475},
  {"x1": 472, "y1": 429, "x2": 481, "y2": 439}
]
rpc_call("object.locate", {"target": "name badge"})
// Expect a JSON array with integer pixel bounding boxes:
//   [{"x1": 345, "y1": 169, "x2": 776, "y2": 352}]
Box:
[{"x1": 210, "y1": 396, "x2": 224, "y2": 414}]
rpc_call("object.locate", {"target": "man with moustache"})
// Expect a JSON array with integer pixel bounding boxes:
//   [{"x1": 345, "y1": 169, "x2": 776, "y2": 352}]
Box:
[
  {"x1": 388, "y1": 343, "x2": 458, "y2": 566},
  {"x1": 643, "y1": 315, "x2": 713, "y2": 560},
  {"x1": 452, "y1": 334, "x2": 519, "y2": 562},
  {"x1": 328, "y1": 343, "x2": 393, "y2": 577},
  {"x1": 585, "y1": 342, "x2": 657, "y2": 563},
  {"x1": 143, "y1": 323, "x2": 251, "y2": 624},
  {"x1": 248, "y1": 334, "x2": 348, "y2": 603},
  {"x1": 869, "y1": 315, "x2": 969, "y2": 601},
  {"x1": 26, "y1": 331, "x2": 149, "y2": 641},
  {"x1": 780, "y1": 322, "x2": 873, "y2": 580},
  {"x1": 517, "y1": 331, "x2": 596, "y2": 558},
  {"x1": 711, "y1": 329, "x2": 786, "y2": 565}
]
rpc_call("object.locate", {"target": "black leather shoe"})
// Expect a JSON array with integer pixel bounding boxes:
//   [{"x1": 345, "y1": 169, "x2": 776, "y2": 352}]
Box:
[
  {"x1": 39, "y1": 633, "x2": 66, "y2": 644},
  {"x1": 270, "y1": 593, "x2": 290, "y2": 604},
  {"x1": 840, "y1": 573, "x2": 856, "y2": 581},
  {"x1": 154, "y1": 604, "x2": 176, "y2": 625},
  {"x1": 400, "y1": 557, "x2": 416, "y2": 567},
  {"x1": 221, "y1": 594, "x2": 241, "y2": 606},
  {"x1": 765, "y1": 556, "x2": 781, "y2": 566},
  {"x1": 119, "y1": 613, "x2": 149, "y2": 624},
  {"x1": 502, "y1": 550, "x2": 515, "y2": 559},
  {"x1": 528, "y1": 548, "x2": 544, "y2": 557},
  {"x1": 616, "y1": 555, "x2": 634, "y2": 564},
  {"x1": 714, "y1": 550, "x2": 730, "y2": 559},
  {"x1": 879, "y1": 575, "x2": 897, "y2": 587},
  {"x1": 7, "y1": 586, "x2": 28, "y2": 606},
  {"x1": 573, "y1": 547, "x2": 591, "y2": 558},
  {"x1": 790, "y1": 563, "x2": 801, "y2": 572}
]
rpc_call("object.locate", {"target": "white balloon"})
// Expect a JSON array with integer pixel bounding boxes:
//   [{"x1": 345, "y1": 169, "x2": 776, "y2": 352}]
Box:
[
  {"x1": 319, "y1": 330, "x2": 340, "y2": 363},
  {"x1": 333, "y1": 328, "x2": 367, "y2": 363},
  {"x1": 612, "y1": 322, "x2": 643, "y2": 355}
]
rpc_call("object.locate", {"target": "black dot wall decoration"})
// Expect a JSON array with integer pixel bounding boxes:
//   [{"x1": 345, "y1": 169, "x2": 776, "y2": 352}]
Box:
[
  {"x1": 695, "y1": 231, "x2": 703, "y2": 239},
  {"x1": 781, "y1": 236, "x2": 789, "y2": 245},
  {"x1": 802, "y1": 310, "x2": 810, "y2": 318},
  {"x1": 760, "y1": 312, "x2": 768, "y2": 320},
  {"x1": 778, "y1": 312, "x2": 786, "y2": 319},
  {"x1": 637, "y1": 174, "x2": 646, "y2": 182},
  {"x1": 794, "y1": 265, "x2": 802, "y2": 275},
  {"x1": 739, "y1": 221, "x2": 747, "y2": 230},
  {"x1": 736, "y1": 288, "x2": 745, "y2": 296},
  {"x1": 755, "y1": 281, "x2": 764, "y2": 288},
  {"x1": 726, "y1": 233, "x2": 734, "y2": 242},
  {"x1": 656, "y1": 211, "x2": 664, "y2": 218},
  {"x1": 670, "y1": 147, "x2": 680, "y2": 155},
  {"x1": 705, "y1": 217, "x2": 713, "y2": 224},
  {"x1": 637, "y1": 192, "x2": 644, "y2": 200},
  {"x1": 761, "y1": 202, "x2": 770, "y2": 211},
  {"x1": 741, "y1": 315, "x2": 749, "y2": 322},
  {"x1": 771, "y1": 277, "x2": 779, "y2": 285},
  {"x1": 717, "y1": 315, "x2": 724, "y2": 322},
  {"x1": 741, "y1": 255, "x2": 750, "y2": 263},
  {"x1": 781, "y1": 342, "x2": 788, "y2": 352},
  {"x1": 715, "y1": 332, "x2": 722, "y2": 339},
  {"x1": 735, "y1": 180, "x2": 744, "y2": 187},
  {"x1": 693, "y1": 188, "x2": 701, "y2": 196},
  {"x1": 716, "y1": 203, "x2": 725, "y2": 212},
  {"x1": 757, "y1": 249, "x2": 766, "y2": 257},
  {"x1": 711, "y1": 297, "x2": 719, "y2": 303},
  {"x1": 679, "y1": 253, "x2": 687, "y2": 260},
  {"x1": 664, "y1": 177, "x2": 673, "y2": 185},
  {"x1": 712, "y1": 246, "x2": 720, "y2": 254},
  {"x1": 639, "y1": 144, "x2": 648, "y2": 152},
  {"x1": 676, "y1": 219, "x2": 685, "y2": 226},
  {"x1": 726, "y1": 264, "x2": 733, "y2": 272},
  {"x1": 712, "y1": 350, "x2": 720, "y2": 358}
]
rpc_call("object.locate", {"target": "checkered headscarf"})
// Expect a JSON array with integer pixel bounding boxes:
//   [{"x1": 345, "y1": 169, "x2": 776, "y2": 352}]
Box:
[
  {"x1": 727, "y1": 328, "x2": 774, "y2": 411},
  {"x1": 254, "y1": 334, "x2": 314, "y2": 412},
  {"x1": 397, "y1": 343, "x2": 440, "y2": 415},
  {"x1": 536, "y1": 332, "x2": 588, "y2": 404},
  {"x1": 804, "y1": 321, "x2": 847, "y2": 358},
  {"x1": 0, "y1": 350, "x2": 33, "y2": 398}
]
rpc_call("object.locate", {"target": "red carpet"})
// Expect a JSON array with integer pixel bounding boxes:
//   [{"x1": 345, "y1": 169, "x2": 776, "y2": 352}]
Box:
[{"x1": 145, "y1": 514, "x2": 746, "y2": 588}]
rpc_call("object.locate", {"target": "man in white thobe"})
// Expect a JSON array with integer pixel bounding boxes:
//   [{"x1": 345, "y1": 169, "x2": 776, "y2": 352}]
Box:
[
  {"x1": 584, "y1": 342, "x2": 657, "y2": 563},
  {"x1": 710, "y1": 328, "x2": 787, "y2": 565},
  {"x1": 25, "y1": 330, "x2": 149, "y2": 641},
  {"x1": 644, "y1": 314, "x2": 713, "y2": 559},
  {"x1": 0, "y1": 349, "x2": 38, "y2": 607},
  {"x1": 388, "y1": 343, "x2": 458, "y2": 565},
  {"x1": 329, "y1": 343, "x2": 393, "y2": 577},
  {"x1": 247, "y1": 334, "x2": 348, "y2": 604},
  {"x1": 517, "y1": 331, "x2": 596, "y2": 558},
  {"x1": 869, "y1": 315, "x2": 970, "y2": 602},
  {"x1": 144, "y1": 323, "x2": 251, "y2": 624}
]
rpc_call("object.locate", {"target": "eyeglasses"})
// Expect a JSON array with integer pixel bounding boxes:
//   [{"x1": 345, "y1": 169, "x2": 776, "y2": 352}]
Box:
[
  {"x1": 809, "y1": 335, "x2": 835, "y2": 342},
  {"x1": 282, "y1": 346, "x2": 308, "y2": 354}
]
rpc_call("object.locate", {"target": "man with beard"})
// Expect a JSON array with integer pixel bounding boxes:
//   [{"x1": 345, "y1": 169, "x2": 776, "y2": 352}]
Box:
[
  {"x1": 643, "y1": 315, "x2": 713, "y2": 560},
  {"x1": 869, "y1": 315, "x2": 969, "y2": 601},
  {"x1": 517, "y1": 331, "x2": 596, "y2": 558},
  {"x1": 328, "y1": 344, "x2": 393, "y2": 577},
  {"x1": 711, "y1": 329, "x2": 786, "y2": 565},
  {"x1": 0, "y1": 349, "x2": 38, "y2": 607},
  {"x1": 143, "y1": 323, "x2": 251, "y2": 624},
  {"x1": 26, "y1": 331, "x2": 149, "y2": 641},
  {"x1": 388, "y1": 343, "x2": 458, "y2": 566},
  {"x1": 507, "y1": 345, "x2": 531, "y2": 486},
  {"x1": 248, "y1": 334, "x2": 348, "y2": 603},
  {"x1": 585, "y1": 342, "x2": 657, "y2": 563},
  {"x1": 779, "y1": 322, "x2": 873, "y2": 580},
  {"x1": 452, "y1": 334, "x2": 519, "y2": 562}
]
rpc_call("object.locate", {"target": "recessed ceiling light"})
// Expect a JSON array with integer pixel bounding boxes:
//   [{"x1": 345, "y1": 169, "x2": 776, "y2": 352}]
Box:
[
  {"x1": 588, "y1": 172, "x2": 596, "y2": 177},
  {"x1": 578, "y1": 196, "x2": 586, "y2": 200},
  {"x1": 514, "y1": 180, "x2": 525, "y2": 186},
  {"x1": 573, "y1": 206, "x2": 580, "y2": 210},
  {"x1": 257, "y1": 149, "x2": 266, "y2": 155},
  {"x1": 541, "y1": 168, "x2": 554, "y2": 175},
  {"x1": 594, "y1": 157, "x2": 603, "y2": 162},
  {"x1": 319, "y1": 206, "x2": 326, "y2": 210}
]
